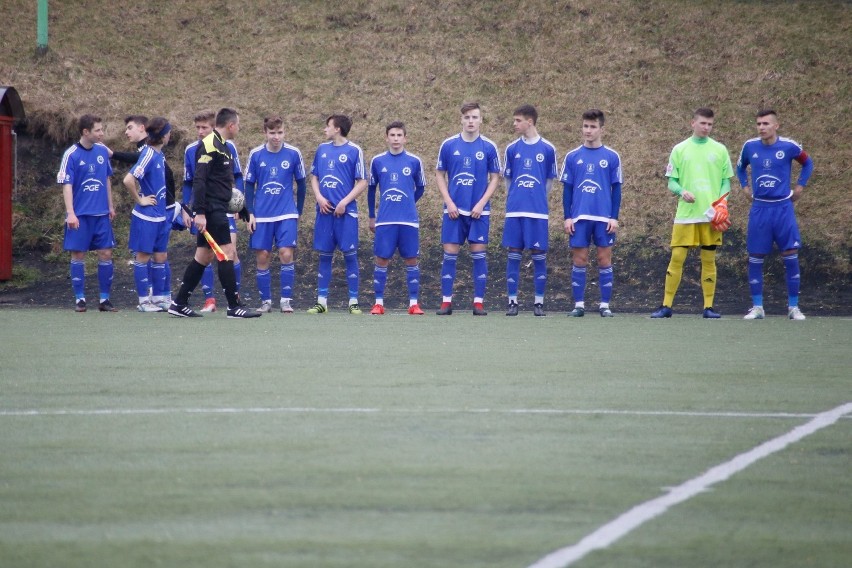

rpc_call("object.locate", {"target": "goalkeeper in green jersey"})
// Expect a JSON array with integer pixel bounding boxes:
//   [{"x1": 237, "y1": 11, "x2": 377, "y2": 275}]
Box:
[{"x1": 651, "y1": 108, "x2": 733, "y2": 319}]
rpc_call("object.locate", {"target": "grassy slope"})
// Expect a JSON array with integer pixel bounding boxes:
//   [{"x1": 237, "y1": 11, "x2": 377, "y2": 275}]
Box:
[{"x1": 0, "y1": 0, "x2": 850, "y2": 299}]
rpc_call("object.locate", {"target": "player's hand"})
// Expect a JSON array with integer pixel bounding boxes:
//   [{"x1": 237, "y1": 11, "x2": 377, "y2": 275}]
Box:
[
  {"x1": 317, "y1": 195, "x2": 334, "y2": 215},
  {"x1": 563, "y1": 219, "x2": 575, "y2": 235},
  {"x1": 108, "y1": 207, "x2": 116, "y2": 221},
  {"x1": 238, "y1": 206, "x2": 250, "y2": 222},
  {"x1": 248, "y1": 215, "x2": 256, "y2": 234},
  {"x1": 681, "y1": 191, "x2": 695, "y2": 203},
  {"x1": 182, "y1": 211, "x2": 193, "y2": 228},
  {"x1": 195, "y1": 213, "x2": 206, "y2": 233},
  {"x1": 333, "y1": 202, "x2": 347, "y2": 217},
  {"x1": 137, "y1": 194, "x2": 157, "y2": 207},
  {"x1": 792, "y1": 184, "x2": 804, "y2": 203},
  {"x1": 369, "y1": 218, "x2": 376, "y2": 233},
  {"x1": 445, "y1": 201, "x2": 459, "y2": 220},
  {"x1": 106, "y1": 146, "x2": 114, "y2": 158},
  {"x1": 471, "y1": 201, "x2": 486, "y2": 219},
  {"x1": 606, "y1": 219, "x2": 619, "y2": 234},
  {"x1": 66, "y1": 212, "x2": 80, "y2": 230},
  {"x1": 741, "y1": 185, "x2": 753, "y2": 200}
]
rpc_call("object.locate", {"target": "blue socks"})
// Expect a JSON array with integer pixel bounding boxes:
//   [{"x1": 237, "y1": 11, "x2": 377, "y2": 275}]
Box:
[
  {"x1": 201, "y1": 264, "x2": 215, "y2": 299},
  {"x1": 472, "y1": 251, "x2": 487, "y2": 302},
  {"x1": 280, "y1": 262, "x2": 295, "y2": 300},
  {"x1": 533, "y1": 253, "x2": 547, "y2": 302},
  {"x1": 572, "y1": 265, "x2": 587, "y2": 304},
  {"x1": 373, "y1": 264, "x2": 388, "y2": 302},
  {"x1": 97, "y1": 259, "x2": 113, "y2": 301},
  {"x1": 441, "y1": 252, "x2": 457, "y2": 300},
  {"x1": 133, "y1": 260, "x2": 149, "y2": 299},
  {"x1": 599, "y1": 265, "x2": 613, "y2": 304},
  {"x1": 748, "y1": 255, "x2": 765, "y2": 306},
  {"x1": 783, "y1": 253, "x2": 800, "y2": 307},
  {"x1": 70, "y1": 259, "x2": 85, "y2": 300},
  {"x1": 344, "y1": 251, "x2": 359, "y2": 302},
  {"x1": 317, "y1": 252, "x2": 333, "y2": 301},
  {"x1": 257, "y1": 268, "x2": 271, "y2": 302},
  {"x1": 506, "y1": 251, "x2": 521, "y2": 300},
  {"x1": 406, "y1": 264, "x2": 420, "y2": 304}
]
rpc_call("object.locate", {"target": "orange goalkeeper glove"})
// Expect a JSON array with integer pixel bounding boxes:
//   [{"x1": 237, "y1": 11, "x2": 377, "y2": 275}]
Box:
[{"x1": 710, "y1": 192, "x2": 731, "y2": 231}]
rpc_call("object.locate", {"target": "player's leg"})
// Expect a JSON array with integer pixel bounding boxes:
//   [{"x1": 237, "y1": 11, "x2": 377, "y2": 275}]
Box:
[
  {"x1": 277, "y1": 219, "x2": 298, "y2": 313},
  {"x1": 399, "y1": 226, "x2": 422, "y2": 315},
  {"x1": 569, "y1": 221, "x2": 593, "y2": 317},
  {"x1": 92, "y1": 215, "x2": 117, "y2": 312},
  {"x1": 64, "y1": 216, "x2": 95, "y2": 311},
  {"x1": 371, "y1": 225, "x2": 394, "y2": 314},
  {"x1": 309, "y1": 213, "x2": 335, "y2": 313},
  {"x1": 470, "y1": 216, "x2": 490, "y2": 316},
  {"x1": 340, "y1": 215, "x2": 361, "y2": 314},
  {"x1": 776, "y1": 204, "x2": 805, "y2": 320},
  {"x1": 654, "y1": 224, "x2": 696, "y2": 317},
  {"x1": 596, "y1": 246, "x2": 614, "y2": 317},
  {"x1": 251, "y1": 221, "x2": 273, "y2": 312},
  {"x1": 169, "y1": 226, "x2": 217, "y2": 317},
  {"x1": 502, "y1": 218, "x2": 522, "y2": 314},
  {"x1": 229, "y1": 215, "x2": 242, "y2": 298},
  {"x1": 699, "y1": 245, "x2": 720, "y2": 318},
  {"x1": 150, "y1": 221, "x2": 172, "y2": 310},
  {"x1": 438, "y1": 213, "x2": 462, "y2": 315},
  {"x1": 744, "y1": 205, "x2": 770, "y2": 320},
  {"x1": 529, "y1": 218, "x2": 549, "y2": 317}
]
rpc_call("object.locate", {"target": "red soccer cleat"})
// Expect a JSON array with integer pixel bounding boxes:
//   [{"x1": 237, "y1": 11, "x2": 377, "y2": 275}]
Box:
[
  {"x1": 408, "y1": 304, "x2": 425, "y2": 315},
  {"x1": 370, "y1": 303, "x2": 385, "y2": 315}
]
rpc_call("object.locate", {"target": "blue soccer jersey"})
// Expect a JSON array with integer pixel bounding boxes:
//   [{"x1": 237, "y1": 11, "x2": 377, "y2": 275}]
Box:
[
  {"x1": 736, "y1": 137, "x2": 813, "y2": 202},
  {"x1": 245, "y1": 143, "x2": 306, "y2": 221},
  {"x1": 436, "y1": 134, "x2": 501, "y2": 215},
  {"x1": 130, "y1": 146, "x2": 167, "y2": 221},
  {"x1": 182, "y1": 139, "x2": 243, "y2": 205},
  {"x1": 310, "y1": 141, "x2": 366, "y2": 217},
  {"x1": 560, "y1": 145, "x2": 623, "y2": 222},
  {"x1": 56, "y1": 142, "x2": 113, "y2": 216},
  {"x1": 369, "y1": 150, "x2": 426, "y2": 227},
  {"x1": 503, "y1": 136, "x2": 558, "y2": 219}
]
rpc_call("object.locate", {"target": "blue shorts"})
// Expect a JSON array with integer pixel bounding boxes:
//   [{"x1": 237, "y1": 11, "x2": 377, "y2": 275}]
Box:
[
  {"x1": 502, "y1": 217, "x2": 549, "y2": 251},
  {"x1": 569, "y1": 219, "x2": 616, "y2": 248},
  {"x1": 128, "y1": 216, "x2": 170, "y2": 254},
  {"x1": 374, "y1": 224, "x2": 419, "y2": 259},
  {"x1": 747, "y1": 200, "x2": 800, "y2": 254},
  {"x1": 441, "y1": 213, "x2": 490, "y2": 245},
  {"x1": 250, "y1": 219, "x2": 298, "y2": 251},
  {"x1": 64, "y1": 214, "x2": 115, "y2": 252},
  {"x1": 313, "y1": 212, "x2": 359, "y2": 253}
]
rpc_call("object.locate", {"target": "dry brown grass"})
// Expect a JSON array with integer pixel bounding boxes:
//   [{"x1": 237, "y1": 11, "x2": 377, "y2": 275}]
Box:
[{"x1": 1, "y1": 0, "x2": 849, "y2": 275}]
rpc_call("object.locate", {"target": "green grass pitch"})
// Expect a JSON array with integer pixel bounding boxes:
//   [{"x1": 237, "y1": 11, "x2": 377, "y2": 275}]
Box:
[{"x1": 1, "y1": 310, "x2": 850, "y2": 567}]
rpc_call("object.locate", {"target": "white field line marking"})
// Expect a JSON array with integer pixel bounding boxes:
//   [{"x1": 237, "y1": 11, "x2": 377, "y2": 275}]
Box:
[
  {"x1": 0, "y1": 407, "x2": 843, "y2": 418},
  {"x1": 528, "y1": 401, "x2": 852, "y2": 568}
]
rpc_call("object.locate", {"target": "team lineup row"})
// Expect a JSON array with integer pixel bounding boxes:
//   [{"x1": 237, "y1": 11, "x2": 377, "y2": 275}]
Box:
[{"x1": 57, "y1": 103, "x2": 813, "y2": 319}]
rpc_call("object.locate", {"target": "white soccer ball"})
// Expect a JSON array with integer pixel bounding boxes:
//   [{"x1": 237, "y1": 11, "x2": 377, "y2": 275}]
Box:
[{"x1": 228, "y1": 188, "x2": 245, "y2": 213}]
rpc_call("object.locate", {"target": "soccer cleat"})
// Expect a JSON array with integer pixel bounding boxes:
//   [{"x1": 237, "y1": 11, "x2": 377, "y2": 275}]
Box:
[
  {"x1": 743, "y1": 306, "x2": 765, "y2": 320},
  {"x1": 534, "y1": 303, "x2": 546, "y2": 317},
  {"x1": 703, "y1": 307, "x2": 722, "y2": 319},
  {"x1": 408, "y1": 304, "x2": 425, "y2": 315},
  {"x1": 436, "y1": 302, "x2": 453, "y2": 316},
  {"x1": 154, "y1": 299, "x2": 171, "y2": 312},
  {"x1": 137, "y1": 301, "x2": 164, "y2": 313},
  {"x1": 599, "y1": 307, "x2": 613, "y2": 317},
  {"x1": 568, "y1": 307, "x2": 585, "y2": 317},
  {"x1": 370, "y1": 303, "x2": 385, "y2": 315},
  {"x1": 280, "y1": 299, "x2": 294, "y2": 313},
  {"x1": 75, "y1": 299, "x2": 87, "y2": 312},
  {"x1": 256, "y1": 300, "x2": 272, "y2": 313},
  {"x1": 650, "y1": 305, "x2": 673, "y2": 318},
  {"x1": 788, "y1": 306, "x2": 806, "y2": 320},
  {"x1": 227, "y1": 306, "x2": 262, "y2": 319},
  {"x1": 200, "y1": 298, "x2": 217, "y2": 313},
  {"x1": 349, "y1": 303, "x2": 363, "y2": 315},
  {"x1": 98, "y1": 299, "x2": 118, "y2": 312},
  {"x1": 168, "y1": 303, "x2": 202, "y2": 318},
  {"x1": 472, "y1": 302, "x2": 488, "y2": 316},
  {"x1": 505, "y1": 301, "x2": 519, "y2": 316},
  {"x1": 306, "y1": 303, "x2": 327, "y2": 314}
]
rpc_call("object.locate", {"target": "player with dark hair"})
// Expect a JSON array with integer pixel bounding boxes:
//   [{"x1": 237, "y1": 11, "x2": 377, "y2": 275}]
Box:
[
  {"x1": 651, "y1": 108, "x2": 733, "y2": 319},
  {"x1": 435, "y1": 101, "x2": 502, "y2": 315},
  {"x1": 502, "y1": 104, "x2": 557, "y2": 316},
  {"x1": 122, "y1": 117, "x2": 172, "y2": 312},
  {"x1": 181, "y1": 109, "x2": 246, "y2": 313},
  {"x1": 244, "y1": 115, "x2": 307, "y2": 313},
  {"x1": 736, "y1": 109, "x2": 814, "y2": 320},
  {"x1": 168, "y1": 108, "x2": 259, "y2": 318},
  {"x1": 306, "y1": 114, "x2": 368, "y2": 314},
  {"x1": 560, "y1": 109, "x2": 623, "y2": 317},
  {"x1": 367, "y1": 121, "x2": 427, "y2": 315},
  {"x1": 57, "y1": 114, "x2": 118, "y2": 312}
]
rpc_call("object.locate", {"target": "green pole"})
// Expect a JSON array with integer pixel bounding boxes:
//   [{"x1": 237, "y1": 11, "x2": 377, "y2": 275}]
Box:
[{"x1": 36, "y1": 0, "x2": 48, "y2": 55}]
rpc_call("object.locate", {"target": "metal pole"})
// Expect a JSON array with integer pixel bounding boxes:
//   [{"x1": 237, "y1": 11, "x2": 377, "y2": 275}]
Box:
[{"x1": 36, "y1": 0, "x2": 48, "y2": 56}]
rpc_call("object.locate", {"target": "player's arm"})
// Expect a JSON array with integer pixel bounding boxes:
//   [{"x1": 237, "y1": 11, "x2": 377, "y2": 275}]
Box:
[
  {"x1": 109, "y1": 149, "x2": 139, "y2": 164},
  {"x1": 123, "y1": 171, "x2": 156, "y2": 207},
  {"x1": 335, "y1": 178, "x2": 368, "y2": 217},
  {"x1": 192, "y1": 154, "x2": 212, "y2": 232},
  {"x1": 62, "y1": 183, "x2": 79, "y2": 229},
  {"x1": 106, "y1": 178, "x2": 115, "y2": 220},
  {"x1": 295, "y1": 177, "x2": 307, "y2": 216},
  {"x1": 562, "y1": 178, "x2": 575, "y2": 235},
  {"x1": 792, "y1": 151, "x2": 813, "y2": 202},
  {"x1": 244, "y1": 178, "x2": 257, "y2": 233},
  {"x1": 735, "y1": 145, "x2": 750, "y2": 193},
  {"x1": 367, "y1": 182, "x2": 378, "y2": 233},
  {"x1": 310, "y1": 174, "x2": 332, "y2": 214},
  {"x1": 472, "y1": 171, "x2": 500, "y2": 219},
  {"x1": 435, "y1": 169, "x2": 457, "y2": 219},
  {"x1": 668, "y1": 177, "x2": 694, "y2": 203},
  {"x1": 608, "y1": 182, "x2": 622, "y2": 234}
]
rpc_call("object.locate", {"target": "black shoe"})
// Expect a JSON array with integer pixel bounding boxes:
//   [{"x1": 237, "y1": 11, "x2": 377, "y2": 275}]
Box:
[
  {"x1": 98, "y1": 299, "x2": 118, "y2": 312},
  {"x1": 168, "y1": 303, "x2": 202, "y2": 318},
  {"x1": 599, "y1": 307, "x2": 614, "y2": 317},
  {"x1": 74, "y1": 299, "x2": 87, "y2": 313},
  {"x1": 505, "y1": 301, "x2": 519, "y2": 316},
  {"x1": 227, "y1": 306, "x2": 262, "y2": 318},
  {"x1": 436, "y1": 302, "x2": 453, "y2": 316},
  {"x1": 568, "y1": 307, "x2": 585, "y2": 317},
  {"x1": 472, "y1": 303, "x2": 488, "y2": 316},
  {"x1": 650, "y1": 305, "x2": 673, "y2": 318},
  {"x1": 703, "y1": 307, "x2": 722, "y2": 319},
  {"x1": 533, "y1": 303, "x2": 546, "y2": 317}
]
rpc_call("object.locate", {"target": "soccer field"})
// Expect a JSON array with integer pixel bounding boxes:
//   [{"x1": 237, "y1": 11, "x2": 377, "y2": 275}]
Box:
[{"x1": 0, "y1": 310, "x2": 849, "y2": 568}]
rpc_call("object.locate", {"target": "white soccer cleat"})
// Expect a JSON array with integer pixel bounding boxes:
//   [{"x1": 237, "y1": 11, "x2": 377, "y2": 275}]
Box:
[
  {"x1": 256, "y1": 300, "x2": 272, "y2": 313},
  {"x1": 137, "y1": 301, "x2": 164, "y2": 313},
  {"x1": 743, "y1": 306, "x2": 765, "y2": 320},
  {"x1": 788, "y1": 306, "x2": 806, "y2": 320},
  {"x1": 280, "y1": 298, "x2": 294, "y2": 313}
]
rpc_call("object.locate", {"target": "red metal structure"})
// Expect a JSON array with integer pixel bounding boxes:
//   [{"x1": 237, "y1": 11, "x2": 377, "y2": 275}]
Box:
[{"x1": 0, "y1": 87, "x2": 25, "y2": 281}]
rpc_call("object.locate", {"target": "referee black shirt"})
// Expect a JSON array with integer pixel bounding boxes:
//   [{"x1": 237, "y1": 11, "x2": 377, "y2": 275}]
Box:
[{"x1": 192, "y1": 130, "x2": 234, "y2": 215}]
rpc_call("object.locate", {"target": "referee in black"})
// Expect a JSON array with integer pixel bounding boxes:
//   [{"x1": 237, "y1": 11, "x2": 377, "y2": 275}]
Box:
[{"x1": 169, "y1": 108, "x2": 260, "y2": 318}]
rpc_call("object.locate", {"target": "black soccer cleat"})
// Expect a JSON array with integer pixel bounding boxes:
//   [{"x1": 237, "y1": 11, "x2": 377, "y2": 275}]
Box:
[
  {"x1": 227, "y1": 306, "x2": 262, "y2": 319},
  {"x1": 533, "y1": 303, "x2": 546, "y2": 317},
  {"x1": 168, "y1": 303, "x2": 202, "y2": 318},
  {"x1": 505, "y1": 301, "x2": 519, "y2": 316},
  {"x1": 650, "y1": 305, "x2": 673, "y2": 319},
  {"x1": 98, "y1": 299, "x2": 118, "y2": 312}
]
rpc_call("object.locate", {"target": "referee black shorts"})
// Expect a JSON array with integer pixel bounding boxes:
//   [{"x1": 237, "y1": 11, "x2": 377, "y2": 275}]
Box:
[{"x1": 197, "y1": 210, "x2": 231, "y2": 249}]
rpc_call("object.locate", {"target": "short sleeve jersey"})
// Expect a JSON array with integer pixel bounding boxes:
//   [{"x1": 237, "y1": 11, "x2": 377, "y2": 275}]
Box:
[
  {"x1": 245, "y1": 143, "x2": 306, "y2": 221},
  {"x1": 503, "y1": 136, "x2": 558, "y2": 219},
  {"x1": 436, "y1": 134, "x2": 501, "y2": 216},
  {"x1": 665, "y1": 136, "x2": 733, "y2": 223},
  {"x1": 736, "y1": 137, "x2": 805, "y2": 202},
  {"x1": 369, "y1": 150, "x2": 426, "y2": 227},
  {"x1": 130, "y1": 146, "x2": 167, "y2": 221},
  {"x1": 56, "y1": 142, "x2": 113, "y2": 216},
  {"x1": 310, "y1": 141, "x2": 366, "y2": 217},
  {"x1": 560, "y1": 145, "x2": 623, "y2": 222}
]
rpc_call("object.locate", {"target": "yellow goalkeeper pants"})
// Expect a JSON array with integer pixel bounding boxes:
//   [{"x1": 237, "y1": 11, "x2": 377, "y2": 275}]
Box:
[{"x1": 662, "y1": 246, "x2": 717, "y2": 309}]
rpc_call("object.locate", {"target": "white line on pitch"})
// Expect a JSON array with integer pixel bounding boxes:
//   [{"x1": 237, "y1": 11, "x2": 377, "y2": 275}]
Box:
[
  {"x1": 0, "y1": 407, "x2": 841, "y2": 419},
  {"x1": 527, "y1": 401, "x2": 852, "y2": 568}
]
